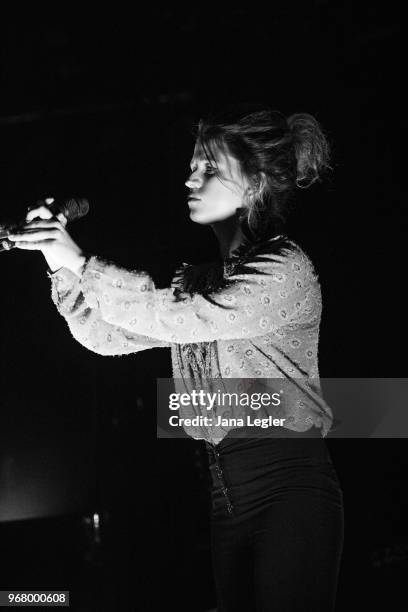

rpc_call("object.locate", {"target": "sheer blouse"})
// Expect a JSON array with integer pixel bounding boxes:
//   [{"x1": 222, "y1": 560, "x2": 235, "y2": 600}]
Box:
[{"x1": 48, "y1": 237, "x2": 333, "y2": 443}]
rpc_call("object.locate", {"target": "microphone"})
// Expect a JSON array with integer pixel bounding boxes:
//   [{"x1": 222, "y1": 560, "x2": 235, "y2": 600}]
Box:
[{"x1": 0, "y1": 197, "x2": 90, "y2": 253}]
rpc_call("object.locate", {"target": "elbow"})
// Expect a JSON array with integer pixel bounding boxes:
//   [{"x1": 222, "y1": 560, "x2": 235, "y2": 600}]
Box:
[
  {"x1": 68, "y1": 332, "x2": 105, "y2": 355},
  {"x1": 70, "y1": 335, "x2": 122, "y2": 357},
  {"x1": 65, "y1": 325, "x2": 108, "y2": 356}
]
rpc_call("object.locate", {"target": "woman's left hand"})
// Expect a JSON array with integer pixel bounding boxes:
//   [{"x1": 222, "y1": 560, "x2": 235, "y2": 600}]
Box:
[{"x1": 7, "y1": 213, "x2": 86, "y2": 274}]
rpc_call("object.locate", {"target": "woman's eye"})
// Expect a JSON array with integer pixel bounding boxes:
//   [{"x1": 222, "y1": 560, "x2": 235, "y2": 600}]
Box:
[
  {"x1": 205, "y1": 165, "x2": 217, "y2": 175},
  {"x1": 189, "y1": 165, "x2": 218, "y2": 177}
]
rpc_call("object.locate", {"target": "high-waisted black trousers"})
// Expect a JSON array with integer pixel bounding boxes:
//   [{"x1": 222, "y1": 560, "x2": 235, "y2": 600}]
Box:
[{"x1": 205, "y1": 427, "x2": 344, "y2": 612}]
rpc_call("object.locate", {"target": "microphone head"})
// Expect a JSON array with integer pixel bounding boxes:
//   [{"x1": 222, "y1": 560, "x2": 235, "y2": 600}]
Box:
[{"x1": 50, "y1": 198, "x2": 90, "y2": 223}]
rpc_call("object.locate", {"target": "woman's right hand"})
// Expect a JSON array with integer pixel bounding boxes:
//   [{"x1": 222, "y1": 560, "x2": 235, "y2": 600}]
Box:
[{"x1": 7, "y1": 204, "x2": 87, "y2": 274}]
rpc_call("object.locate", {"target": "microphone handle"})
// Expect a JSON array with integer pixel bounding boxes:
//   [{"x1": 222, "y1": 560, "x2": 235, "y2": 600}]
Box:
[{"x1": 0, "y1": 239, "x2": 16, "y2": 252}]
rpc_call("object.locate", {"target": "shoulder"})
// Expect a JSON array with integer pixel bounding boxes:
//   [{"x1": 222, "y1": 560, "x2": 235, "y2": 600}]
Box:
[
  {"x1": 228, "y1": 235, "x2": 319, "y2": 284},
  {"x1": 279, "y1": 239, "x2": 319, "y2": 282}
]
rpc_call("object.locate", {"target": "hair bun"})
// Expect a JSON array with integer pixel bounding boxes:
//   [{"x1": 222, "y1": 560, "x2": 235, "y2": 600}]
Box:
[{"x1": 287, "y1": 113, "x2": 331, "y2": 188}]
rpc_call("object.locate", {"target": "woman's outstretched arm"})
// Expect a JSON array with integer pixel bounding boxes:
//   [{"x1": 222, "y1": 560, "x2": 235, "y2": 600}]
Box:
[
  {"x1": 8, "y1": 206, "x2": 320, "y2": 347},
  {"x1": 7, "y1": 205, "x2": 170, "y2": 356},
  {"x1": 73, "y1": 245, "x2": 320, "y2": 345},
  {"x1": 49, "y1": 266, "x2": 170, "y2": 356}
]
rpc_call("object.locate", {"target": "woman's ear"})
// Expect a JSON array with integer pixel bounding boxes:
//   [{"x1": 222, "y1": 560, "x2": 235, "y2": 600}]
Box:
[{"x1": 244, "y1": 185, "x2": 256, "y2": 199}]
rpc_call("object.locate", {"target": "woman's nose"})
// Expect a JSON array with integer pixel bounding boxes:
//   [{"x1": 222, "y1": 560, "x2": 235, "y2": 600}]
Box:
[{"x1": 185, "y1": 172, "x2": 201, "y2": 189}]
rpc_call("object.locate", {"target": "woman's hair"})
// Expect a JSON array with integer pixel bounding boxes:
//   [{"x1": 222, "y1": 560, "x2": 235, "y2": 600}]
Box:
[{"x1": 193, "y1": 105, "x2": 331, "y2": 240}]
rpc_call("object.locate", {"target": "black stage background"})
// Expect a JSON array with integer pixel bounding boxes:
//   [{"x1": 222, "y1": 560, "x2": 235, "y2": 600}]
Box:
[{"x1": 0, "y1": 6, "x2": 407, "y2": 611}]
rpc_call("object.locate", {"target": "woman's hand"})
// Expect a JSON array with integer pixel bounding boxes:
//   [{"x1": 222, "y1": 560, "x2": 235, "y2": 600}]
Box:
[{"x1": 7, "y1": 204, "x2": 86, "y2": 274}]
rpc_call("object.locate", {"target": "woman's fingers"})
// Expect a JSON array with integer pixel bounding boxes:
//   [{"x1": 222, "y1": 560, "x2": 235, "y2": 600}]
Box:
[
  {"x1": 7, "y1": 205, "x2": 84, "y2": 272},
  {"x1": 19, "y1": 218, "x2": 62, "y2": 230},
  {"x1": 25, "y1": 205, "x2": 54, "y2": 223},
  {"x1": 56, "y1": 212, "x2": 68, "y2": 227},
  {"x1": 25, "y1": 200, "x2": 67, "y2": 227},
  {"x1": 11, "y1": 239, "x2": 55, "y2": 250},
  {"x1": 8, "y1": 228, "x2": 60, "y2": 242}
]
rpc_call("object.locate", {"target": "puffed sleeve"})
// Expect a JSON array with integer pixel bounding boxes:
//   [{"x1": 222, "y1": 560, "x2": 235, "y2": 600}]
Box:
[
  {"x1": 74, "y1": 246, "x2": 320, "y2": 344},
  {"x1": 49, "y1": 266, "x2": 170, "y2": 356}
]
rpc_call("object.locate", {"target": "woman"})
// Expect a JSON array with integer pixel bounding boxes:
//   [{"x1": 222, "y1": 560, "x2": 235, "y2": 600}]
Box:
[{"x1": 8, "y1": 107, "x2": 344, "y2": 610}]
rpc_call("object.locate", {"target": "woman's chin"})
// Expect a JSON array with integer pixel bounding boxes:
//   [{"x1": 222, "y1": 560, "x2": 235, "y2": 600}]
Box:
[{"x1": 189, "y1": 210, "x2": 212, "y2": 225}]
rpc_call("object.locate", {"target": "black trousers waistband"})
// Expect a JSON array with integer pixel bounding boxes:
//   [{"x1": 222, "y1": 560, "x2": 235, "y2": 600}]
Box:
[{"x1": 205, "y1": 424, "x2": 322, "y2": 453}]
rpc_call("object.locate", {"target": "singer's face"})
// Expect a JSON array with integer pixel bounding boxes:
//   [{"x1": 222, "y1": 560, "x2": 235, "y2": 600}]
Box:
[{"x1": 185, "y1": 142, "x2": 249, "y2": 225}]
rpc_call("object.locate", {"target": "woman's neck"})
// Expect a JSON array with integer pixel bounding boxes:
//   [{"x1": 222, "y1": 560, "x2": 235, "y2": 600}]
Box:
[{"x1": 211, "y1": 216, "x2": 246, "y2": 260}]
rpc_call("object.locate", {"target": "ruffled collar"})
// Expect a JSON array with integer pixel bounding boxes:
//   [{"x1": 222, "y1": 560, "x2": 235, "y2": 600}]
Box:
[{"x1": 174, "y1": 234, "x2": 292, "y2": 298}]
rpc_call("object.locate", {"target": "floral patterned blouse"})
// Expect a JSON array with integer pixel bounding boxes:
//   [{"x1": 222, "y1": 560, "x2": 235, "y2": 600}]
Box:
[{"x1": 48, "y1": 236, "x2": 333, "y2": 444}]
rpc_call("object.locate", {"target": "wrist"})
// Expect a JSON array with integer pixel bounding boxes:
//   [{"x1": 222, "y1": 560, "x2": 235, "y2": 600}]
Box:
[
  {"x1": 48, "y1": 253, "x2": 88, "y2": 276},
  {"x1": 69, "y1": 253, "x2": 88, "y2": 276}
]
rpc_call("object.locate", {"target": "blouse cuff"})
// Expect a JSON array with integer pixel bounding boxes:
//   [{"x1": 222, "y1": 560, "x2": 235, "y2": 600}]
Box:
[
  {"x1": 47, "y1": 266, "x2": 80, "y2": 291},
  {"x1": 47, "y1": 254, "x2": 92, "y2": 285}
]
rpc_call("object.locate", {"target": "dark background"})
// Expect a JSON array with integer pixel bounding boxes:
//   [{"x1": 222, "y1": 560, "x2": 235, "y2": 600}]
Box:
[{"x1": 0, "y1": 5, "x2": 407, "y2": 611}]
